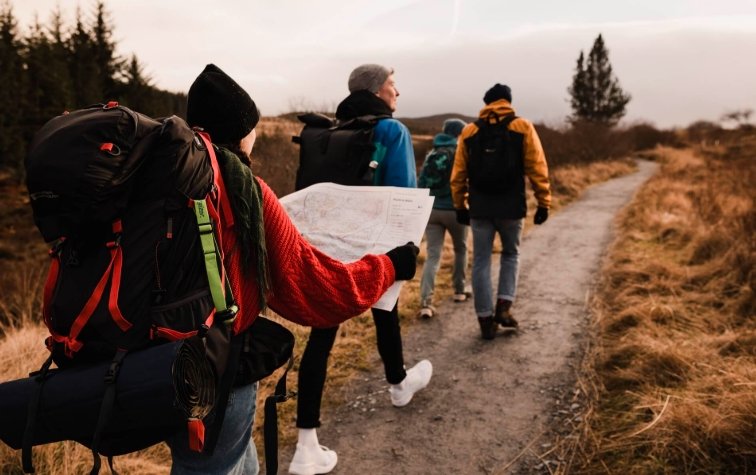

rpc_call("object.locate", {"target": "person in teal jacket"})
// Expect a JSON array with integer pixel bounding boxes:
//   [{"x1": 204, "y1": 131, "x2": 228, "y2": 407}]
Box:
[
  {"x1": 417, "y1": 118, "x2": 471, "y2": 319},
  {"x1": 288, "y1": 64, "x2": 433, "y2": 475}
]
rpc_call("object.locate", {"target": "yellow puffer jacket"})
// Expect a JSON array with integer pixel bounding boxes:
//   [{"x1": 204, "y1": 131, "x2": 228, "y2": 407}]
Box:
[{"x1": 450, "y1": 100, "x2": 551, "y2": 218}]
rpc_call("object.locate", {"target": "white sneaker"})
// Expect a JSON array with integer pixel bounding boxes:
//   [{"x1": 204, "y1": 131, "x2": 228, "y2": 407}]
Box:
[
  {"x1": 453, "y1": 290, "x2": 472, "y2": 302},
  {"x1": 417, "y1": 306, "x2": 435, "y2": 318},
  {"x1": 389, "y1": 359, "x2": 433, "y2": 407},
  {"x1": 288, "y1": 443, "x2": 338, "y2": 475}
]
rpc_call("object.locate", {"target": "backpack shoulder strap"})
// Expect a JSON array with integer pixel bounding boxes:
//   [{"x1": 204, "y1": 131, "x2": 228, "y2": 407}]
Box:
[
  {"x1": 194, "y1": 133, "x2": 238, "y2": 323},
  {"x1": 358, "y1": 114, "x2": 391, "y2": 122},
  {"x1": 501, "y1": 114, "x2": 518, "y2": 127},
  {"x1": 476, "y1": 112, "x2": 517, "y2": 128},
  {"x1": 338, "y1": 114, "x2": 391, "y2": 129}
]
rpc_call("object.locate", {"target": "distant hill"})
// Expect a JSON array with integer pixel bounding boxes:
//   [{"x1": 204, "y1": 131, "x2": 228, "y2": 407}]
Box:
[
  {"x1": 274, "y1": 112, "x2": 476, "y2": 137},
  {"x1": 397, "y1": 113, "x2": 477, "y2": 136}
]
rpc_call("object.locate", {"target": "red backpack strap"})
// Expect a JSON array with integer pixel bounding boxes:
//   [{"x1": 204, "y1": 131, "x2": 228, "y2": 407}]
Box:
[
  {"x1": 196, "y1": 131, "x2": 234, "y2": 228},
  {"x1": 187, "y1": 418, "x2": 206, "y2": 452},
  {"x1": 42, "y1": 239, "x2": 65, "y2": 341},
  {"x1": 45, "y1": 221, "x2": 132, "y2": 358}
]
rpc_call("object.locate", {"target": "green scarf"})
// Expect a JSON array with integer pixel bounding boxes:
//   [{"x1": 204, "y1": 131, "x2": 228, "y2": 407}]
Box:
[{"x1": 215, "y1": 147, "x2": 270, "y2": 310}]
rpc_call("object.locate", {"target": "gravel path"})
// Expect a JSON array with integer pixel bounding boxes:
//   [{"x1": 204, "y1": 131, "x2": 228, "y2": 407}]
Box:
[{"x1": 280, "y1": 161, "x2": 658, "y2": 474}]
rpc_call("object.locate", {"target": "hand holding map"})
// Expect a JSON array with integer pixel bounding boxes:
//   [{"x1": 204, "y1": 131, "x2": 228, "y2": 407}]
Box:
[{"x1": 280, "y1": 183, "x2": 434, "y2": 310}]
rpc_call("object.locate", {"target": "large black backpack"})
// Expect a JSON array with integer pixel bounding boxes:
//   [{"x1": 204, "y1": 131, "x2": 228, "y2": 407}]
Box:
[
  {"x1": 15, "y1": 102, "x2": 295, "y2": 475},
  {"x1": 464, "y1": 113, "x2": 524, "y2": 194},
  {"x1": 26, "y1": 102, "x2": 224, "y2": 367},
  {"x1": 14, "y1": 102, "x2": 244, "y2": 473},
  {"x1": 292, "y1": 112, "x2": 389, "y2": 190}
]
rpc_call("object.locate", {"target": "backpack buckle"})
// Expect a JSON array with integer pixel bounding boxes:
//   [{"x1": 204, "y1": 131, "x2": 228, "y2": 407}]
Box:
[
  {"x1": 49, "y1": 238, "x2": 66, "y2": 257},
  {"x1": 103, "y1": 350, "x2": 127, "y2": 384},
  {"x1": 106, "y1": 232, "x2": 122, "y2": 249},
  {"x1": 216, "y1": 304, "x2": 238, "y2": 324},
  {"x1": 104, "y1": 363, "x2": 119, "y2": 384}
]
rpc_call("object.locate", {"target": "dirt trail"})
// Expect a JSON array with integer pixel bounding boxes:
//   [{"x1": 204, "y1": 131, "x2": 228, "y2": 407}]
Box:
[{"x1": 281, "y1": 161, "x2": 658, "y2": 475}]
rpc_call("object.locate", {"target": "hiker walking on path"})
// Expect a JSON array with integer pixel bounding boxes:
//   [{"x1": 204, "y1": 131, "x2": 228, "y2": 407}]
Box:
[
  {"x1": 288, "y1": 64, "x2": 433, "y2": 475},
  {"x1": 177, "y1": 63, "x2": 420, "y2": 475},
  {"x1": 417, "y1": 118, "x2": 471, "y2": 318},
  {"x1": 451, "y1": 83, "x2": 551, "y2": 340}
]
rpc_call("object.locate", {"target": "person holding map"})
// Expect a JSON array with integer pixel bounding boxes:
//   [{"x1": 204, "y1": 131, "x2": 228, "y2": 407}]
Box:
[
  {"x1": 175, "y1": 63, "x2": 421, "y2": 475},
  {"x1": 288, "y1": 64, "x2": 433, "y2": 475}
]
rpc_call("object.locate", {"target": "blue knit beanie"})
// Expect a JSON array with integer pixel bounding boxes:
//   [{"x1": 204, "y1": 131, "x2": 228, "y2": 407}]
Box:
[{"x1": 442, "y1": 118, "x2": 466, "y2": 137}]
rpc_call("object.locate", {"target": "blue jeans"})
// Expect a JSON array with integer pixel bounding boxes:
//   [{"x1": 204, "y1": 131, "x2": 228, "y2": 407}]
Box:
[
  {"x1": 420, "y1": 208, "x2": 469, "y2": 306},
  {"x1": 167, "y1": 382, "x2": 259, "y2": 475},
  {"x1": 471, "y1": 218, "x2": 523, "y2": 317}
]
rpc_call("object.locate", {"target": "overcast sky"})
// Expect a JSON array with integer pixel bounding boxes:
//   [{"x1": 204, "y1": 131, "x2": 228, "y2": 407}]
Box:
[{"x1": 10, "y1": 0, "x2": 756, "y2": 128}]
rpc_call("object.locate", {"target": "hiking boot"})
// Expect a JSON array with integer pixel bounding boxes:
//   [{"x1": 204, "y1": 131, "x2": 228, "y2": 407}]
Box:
[
  {"x1": 478, "y1": 316, "x2": 497, "y2": 340},
  {"x1": 389, "y1": 359, "x2": 433, "y2": 407},
  {"x1": 494, "y1": 299, "x2": 519, "y2": 329},
  {"x1": 417, "y1": 305, "x2": 435, "y2": 319},
  {"x1": 288, "y1": 443, "x2": 338, "y2": 475}
]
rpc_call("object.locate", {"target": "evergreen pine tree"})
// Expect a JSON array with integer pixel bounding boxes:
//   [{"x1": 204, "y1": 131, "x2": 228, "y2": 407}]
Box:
[
  {"x1": 23, "y1": 9, "x2": 73, "y2": 129},
  {"x1": 0, "y1": 1, "x2": 25, "y2": 172},
  {"x1": 0, "y1": 0, "x2": 195, "y2": 178},
  {"x1": 568, "y1": 34, "x2": 631, "y2": 126},
  {"x1": 91, "y1": 1, "x2": 123, "y2": 99},
  {"x1": 122, "y1": 54, "x2": 154, "y2": 113},
  {"x1": 69, "y1": 6, "x2": 100, "y2": 106},
  {"x1": 48, "y1": 7, "x2": 75, "y2": 109}
]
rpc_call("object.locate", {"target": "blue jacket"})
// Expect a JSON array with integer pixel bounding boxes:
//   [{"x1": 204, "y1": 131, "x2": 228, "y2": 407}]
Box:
[{"x1": 371, "y1": 118, "x2": 417, "y2": 188}]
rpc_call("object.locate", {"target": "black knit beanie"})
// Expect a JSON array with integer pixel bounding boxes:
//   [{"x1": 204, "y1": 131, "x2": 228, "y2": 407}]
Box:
[
  {"x1": 187, "y1": 64, "x2": 260, "y2": 144},
  {"x1": 483, "y1": 83, "x2": 512, "y2": 105}
]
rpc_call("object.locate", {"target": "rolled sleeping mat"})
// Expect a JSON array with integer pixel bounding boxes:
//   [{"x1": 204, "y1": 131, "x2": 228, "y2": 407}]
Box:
[{"x1": 0, "y1": 339, "x2": 216, "y2": 456}]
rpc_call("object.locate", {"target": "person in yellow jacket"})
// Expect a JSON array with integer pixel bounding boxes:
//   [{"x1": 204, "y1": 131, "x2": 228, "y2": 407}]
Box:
[{"x1": 450, "y1": 83, "x2": 551, "y2": 339}]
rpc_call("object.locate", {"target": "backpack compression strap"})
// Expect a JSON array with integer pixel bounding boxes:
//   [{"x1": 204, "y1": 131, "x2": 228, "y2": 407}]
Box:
[
  {"x1": 263, "y1": 356, "x2": 297, "y2": 474},
  {"x1": 43, "y1": 220, "x2": 132, "y2": 358},
  {"x1": 193, "y1": 198, "x2": 236, "y2": 321}
]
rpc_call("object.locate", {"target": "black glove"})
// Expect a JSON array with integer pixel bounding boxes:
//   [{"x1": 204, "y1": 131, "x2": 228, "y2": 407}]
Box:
[
  {"x1": 455, "y1": 209, "x2": 470, "y2": 226},
  {"x1": 386, "y1": 242, "x2": 420, "y2": 280},
  {"x1": 534, "y1": 207, "x2": 549, "y2": 225}
]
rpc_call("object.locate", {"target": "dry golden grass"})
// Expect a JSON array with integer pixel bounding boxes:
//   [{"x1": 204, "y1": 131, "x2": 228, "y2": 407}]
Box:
[
  {"x1": 0, "y1": 117, "x2": 639, "y2": 473},
  {"x1": 558, "y1": 139, "x2": 756, "y2": 474}
]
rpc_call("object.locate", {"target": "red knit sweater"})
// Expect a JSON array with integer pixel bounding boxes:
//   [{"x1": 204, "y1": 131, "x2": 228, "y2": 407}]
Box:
[{"x1": 222, "y1": 178, "x2": 396, "y2": 332}]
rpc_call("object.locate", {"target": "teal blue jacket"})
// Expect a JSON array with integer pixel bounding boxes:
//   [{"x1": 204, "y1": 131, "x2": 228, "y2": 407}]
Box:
[{"x1": 371, "y1": 118, "x2": 417, "y2": 188}]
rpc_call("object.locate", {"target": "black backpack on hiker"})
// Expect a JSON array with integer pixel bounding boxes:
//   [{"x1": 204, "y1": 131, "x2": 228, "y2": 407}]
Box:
[
  {"x1": 0, "y1": 102, "x2": 293, "y2": 474},
  {"x1": 464, "y1": 113, "x2": 524, "y2": 195},
  {"x1": 26, "y1": 102, "x2": 222, "y2": 368},
  {"x1": 292, "y1": 112, "x2": 389, "y2": 190},
  {"x1": 418, "y1": 145, "x2": 455, "y2": 197}
]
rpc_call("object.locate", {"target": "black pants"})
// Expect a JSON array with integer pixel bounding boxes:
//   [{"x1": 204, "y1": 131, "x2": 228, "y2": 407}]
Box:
[{"x1": 296, "y1": 305, "x2": 406, "y2": 428}]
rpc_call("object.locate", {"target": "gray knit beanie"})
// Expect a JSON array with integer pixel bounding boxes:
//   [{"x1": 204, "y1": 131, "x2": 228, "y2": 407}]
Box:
[
  {"x1": 348, "y1": 64, "x2": 393, "y2": 93},
  {"x1": 442, "y1": 118, "x2": 466, "y2": 137}
]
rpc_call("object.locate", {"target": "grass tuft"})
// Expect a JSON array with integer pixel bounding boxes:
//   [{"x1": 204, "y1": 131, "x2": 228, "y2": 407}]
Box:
[{"x1": 556, "y1": 133, "x2": 755, "y2": 474}]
